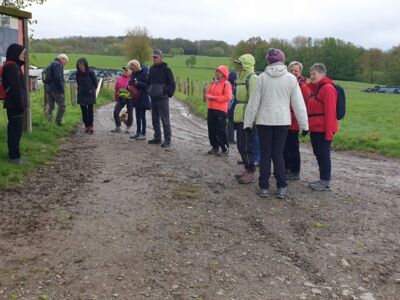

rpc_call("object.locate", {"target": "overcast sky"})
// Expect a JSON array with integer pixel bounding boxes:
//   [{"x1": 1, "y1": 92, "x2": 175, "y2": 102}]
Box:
[{"x1": 28, "y1": 0, "x2": 400, "y2": 50}]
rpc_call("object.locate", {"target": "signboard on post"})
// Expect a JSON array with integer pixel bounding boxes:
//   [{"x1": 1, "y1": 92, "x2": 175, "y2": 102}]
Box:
[{"x1": 0, "y1": 6, "x2": 32, "y2": 132}]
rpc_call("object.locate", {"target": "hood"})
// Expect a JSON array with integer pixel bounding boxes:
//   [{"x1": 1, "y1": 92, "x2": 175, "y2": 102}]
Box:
[
  {"x1": 265, "y1": 62, "x2": 287, "y2": 78},
  {"x1": 6, "y1": 43, "x2": 25, "y2": 66},
  {"x1": 237, "y1": 54, "x2": 255, "y2": 72},
  {"x1": 309, "y1": 76, "x2": 334, "y2": 94},
  {"x1": 76, "y1": 57, "x2": 89, "y2": 71},
  {"x1": 215, "y1": 65, "x2": 229, "y2": 80}
]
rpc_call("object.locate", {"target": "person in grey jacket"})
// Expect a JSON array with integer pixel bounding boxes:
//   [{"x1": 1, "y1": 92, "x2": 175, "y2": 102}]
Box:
[
  {"x1": 47, "y1": 54, "x2": 68, "y2": 126},
  {"x1": 244, "y1": 48, "x2": 308, "y2": 199}
]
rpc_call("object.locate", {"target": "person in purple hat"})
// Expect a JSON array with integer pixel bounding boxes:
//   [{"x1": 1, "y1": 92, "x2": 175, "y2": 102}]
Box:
[{"x1": 243, "y1": 48, "x2": 309, "y2": 199}]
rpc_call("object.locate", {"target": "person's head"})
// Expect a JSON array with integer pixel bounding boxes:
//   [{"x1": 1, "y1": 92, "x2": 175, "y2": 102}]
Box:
[
  {"x1": 76, "y1": 58, "x2": 88, "y2": 72},
  {"x1": 266, "y1": 48, "x2": 285, "y2": 65},
  {"x1": 152, "y1": 49, "x2": 163, "y2": 65},
  {"x1": 234, "y1": 54, "x2": 255, "y2": 72},
  {"x1": 58, "y1": 54, "x2": 69, "y2": 66},
  {"x1": 122, "y1": 66, "x2": 132, "y2": 77},
  {"x1": 127, "y1": 59, "x2": 141, "y2": 73},
  {"x1": 288, "y1": 61, "x2": 303, "y2": 78},
  {"x1": 6, "y1": 43, "x2": 26, "y2": 66},
  {"x1": 309, "y1": 63, "x2": 327, "y2": 83},
  {"x1": 228, "y1": 71, "x2": 237, "y2": 85},
  {"x1": 214, "y1": 65, "x2": 229, "y2": 81}
]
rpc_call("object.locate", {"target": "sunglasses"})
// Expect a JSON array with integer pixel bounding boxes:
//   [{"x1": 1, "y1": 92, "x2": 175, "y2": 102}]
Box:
[{"x1": 152, "y1": 56, "x2": 160, "y2": 59}]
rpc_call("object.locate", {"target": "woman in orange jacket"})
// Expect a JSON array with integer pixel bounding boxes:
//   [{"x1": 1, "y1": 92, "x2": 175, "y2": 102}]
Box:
[{"x1": 205, "y1": 65, "x2": 233, "y2": 156}]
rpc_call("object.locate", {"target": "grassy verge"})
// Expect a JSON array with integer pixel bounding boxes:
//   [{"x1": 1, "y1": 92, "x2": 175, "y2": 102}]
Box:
[{"x1": 0, "y1": 86, "x2": 114, "y2": 188}]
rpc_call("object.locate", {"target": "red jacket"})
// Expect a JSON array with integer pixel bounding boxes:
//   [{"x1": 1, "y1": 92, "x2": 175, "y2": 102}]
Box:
[
  {"x1": 307, "y1": 77, "x2": 338, "y2": 140},
  {"x1": 205, "y1": 65, "x2": 232, "y2": 113},
  {"x1": 289, "y1": 77, "x2": 311, "y2": 131}
]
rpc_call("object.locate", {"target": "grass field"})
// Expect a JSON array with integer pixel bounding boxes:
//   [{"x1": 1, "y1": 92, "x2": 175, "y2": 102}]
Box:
[
  {"x1": 0, "y1": 86, "x2": 114, "y2": 188},
  {"x1": 24, "y1": 53, "x2": 400, "y2": 158}
]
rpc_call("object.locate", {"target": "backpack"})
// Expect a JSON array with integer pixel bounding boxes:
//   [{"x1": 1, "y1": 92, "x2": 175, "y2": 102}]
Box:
[
  {"x1": 313, "y1": 83, "x2": 346, "y2": 120},
  {"x1": 235, "y1": 72, "x2": 257, "y2": 102},
  {"x1": 0, "y1": 61, "x2": 16, "y2": 101},
  {"x1": 42, "y1": 63, "x2": 53, "y2": 84}
]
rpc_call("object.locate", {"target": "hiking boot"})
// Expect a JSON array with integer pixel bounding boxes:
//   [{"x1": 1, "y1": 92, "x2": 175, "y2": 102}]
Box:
[
  {"x1": 235, "y1": 169, "x2": 247, "y2": 179},
  {"x1": 161, "y1": 142, "x2": 170, "y2": 148},
  {"x1": 275, "y1": 187, "x2": 288, "y2": 199},
  {"x1": 286, "y1": 172, "x2": 300, "y2": 181},
  {"x1": 111, "y1": 127, "x2": 121, "y2": 133},
  {"x1": 148, "y1": 139, "x2": 162, "y2": 144},
  {"x1": 217, "y1": 148, "x2": 229, "y2": 157},
  {"x1": 130, "y1": 133, "x2": 140, "y2": 139},
  {"x1": 89, "y1": 127, "x2": 94, "y2": 134},
  {"x1": 309, "y1": 180, "x2": 331, "y2": 191},
  {"x1": 208, "y1": 148, "x2": 219, "y2": 155},
  {"x1": 125, "y1": 127, "x2": 131, "y2": 134},
  {"x1": 136, "y1": 134, "x2": 146, "y2": 140},
  {"x1": 238, "y1": 171, "x2": 255, "y2": 184},
  {"x1": 8, "y1": 158, "x2": 27, "y2": 165},
  {"x1": 257, "y1": 188, "x2": 271, "y2": 198},
  {"x1": 85, "y1": 126, "x2": 90, "y2": 133}
]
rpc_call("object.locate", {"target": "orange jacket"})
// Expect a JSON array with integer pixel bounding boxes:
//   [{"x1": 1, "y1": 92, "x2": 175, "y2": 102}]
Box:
[{"x1": 205, "y1": 65, "x2": 232, "y2": 113}]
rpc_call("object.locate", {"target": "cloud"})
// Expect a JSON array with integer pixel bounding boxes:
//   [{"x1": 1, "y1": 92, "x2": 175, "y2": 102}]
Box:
[{"x1": 28, "y1": 0, "x2": 400, "y2": 50}]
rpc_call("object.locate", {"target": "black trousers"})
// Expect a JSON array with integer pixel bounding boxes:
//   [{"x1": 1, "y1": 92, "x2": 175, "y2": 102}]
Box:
[
  {"x1": 283, "y1": 130, "x2": 300, "y2": 174},
  {"x1": 236, "y1": 123, "x2": 255, "y2": 172},
  {"x1": 227, "y1": 118, "x2": 235, "y2": 143},
  {"x1": 114, "y1": 98, "x2": 133, "y2": 128},
  {"x1": 151, "y1": 99, "x2": 171, "y2": 143},
  {"x1": 136, "y1": 107, "x2": 147, "y2": 135},
  {"x1": 7, "y1": 110, "x2": 24, "y2": 160},
  {"x1": 207, "y1": 109, "x2": 228, "y2": 152},
  {"x1": 80, "y1": 104, "x2": 94, "y2": 128},
  {"x1": 258, "y1": 125, "x2": 289, "y2": 189},
  {"x1": 310, "y1": 132, "x2": 332, "y2": 181}
]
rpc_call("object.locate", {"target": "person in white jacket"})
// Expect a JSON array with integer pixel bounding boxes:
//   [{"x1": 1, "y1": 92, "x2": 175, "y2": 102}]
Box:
[{"x1": 244, "y1": 48, "x2": 309, "y2": 199}]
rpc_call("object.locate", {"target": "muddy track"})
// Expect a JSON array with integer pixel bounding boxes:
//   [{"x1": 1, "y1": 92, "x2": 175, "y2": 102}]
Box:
[{"x1": 0, "y1": 98, "x2": 399, "y2": 300}]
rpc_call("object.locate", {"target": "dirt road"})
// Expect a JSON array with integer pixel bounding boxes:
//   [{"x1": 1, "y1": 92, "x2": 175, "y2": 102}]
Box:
[{"x1": 0, "y1": 99, "x2": 399, "y2": 300}]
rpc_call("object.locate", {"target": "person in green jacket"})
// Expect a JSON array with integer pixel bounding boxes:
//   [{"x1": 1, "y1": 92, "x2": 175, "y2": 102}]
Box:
[{"x1": 233, "y1": 54, "x2": 258, "y2": 184}]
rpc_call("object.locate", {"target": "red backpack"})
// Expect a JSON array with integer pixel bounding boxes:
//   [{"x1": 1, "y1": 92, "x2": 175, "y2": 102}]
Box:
[{"x1": 0, "y1": 61, "x2": 16, "y2": 100}]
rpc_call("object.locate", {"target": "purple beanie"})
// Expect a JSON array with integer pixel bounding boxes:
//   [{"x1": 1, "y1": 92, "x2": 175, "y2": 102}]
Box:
[{"x1": 266, "y1": 48, "x2": 285, "y2": 64}]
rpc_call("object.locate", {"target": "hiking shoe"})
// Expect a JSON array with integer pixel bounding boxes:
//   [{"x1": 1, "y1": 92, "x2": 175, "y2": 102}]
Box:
[
  {"x1": 136, "y1": 134, "x2": 146, "y2": 140},
  {"x1": 130, "y1": 133, "x2": 140, "y2": 139},
  {"x1": 161, "y1": 142, "x2": 170, "y2": 148},
  {"x1": 254, "y1": 161, "x2": 260, "y2": 167},
  {"x1": 8, "y1": 158, "x2": 27, "y2": 165},
  {"x1": 217, "y1": 148, "x2": 229, "y2": 157},
  {"x1": 148, "y1": 139, "x2": 162, "y2": 144},
  {"x1": 85, "y1": 127, "x2": 90, "y2": 133},
  {"x1": 286, "y1": 172, "x2": 300, "y2": 181},
  {"x1": 111, "y1": 127, "x2": 121, "y2": 133},
  {"x1": 208, "y1": 148, "x2": 220, "y2": 155},
  {"x1": 125, "y1": 127, "x2": 132, "y2": 134},
  {"x1": 235, "y1": 169, "x2": 247, "y2": 179},
  {"x1": 237, "y1": 160, "x2": 244, "y2": 165},
  {"x1": 238, "y1": 171, "x2": 255, "y2": 184},
  {"x1": 309, "y1": 180, "x2": 331, "y2": 191},
  {"x1": 257, "y1": 188, "x2": 271, "y2": 198},
  {"x1": 275, "y1": 187, "x2": 288, "y2": 199}
]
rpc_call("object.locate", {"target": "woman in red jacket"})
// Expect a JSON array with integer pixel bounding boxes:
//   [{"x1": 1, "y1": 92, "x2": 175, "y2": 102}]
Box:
[
  {"x1": 284, "y1": 61, "x2": 311, "y2": 180},
  {"x1": 205, "y1": 65, "x2": 233, "y2": 156},
  {"x1": 307, "y1": 63, "x2": 338, "y2": 191}
]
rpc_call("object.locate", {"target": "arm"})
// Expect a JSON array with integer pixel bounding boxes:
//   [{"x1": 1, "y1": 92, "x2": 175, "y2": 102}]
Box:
[
  {"x1": 114, "y1": 79, "x2": 120, "y2": 101},
  {"x1": 52, "y1": 63, "x2": 64, "y2": 92},
  {"x1": 164, "y1": 67, "x2": 176, "y2": 97},
  {"x1": 90, "y1": 70, "x2": 98, "y2": 89},
  {"x1": 243, "y1": 76, "x2": 262, "y2": 129},
  {"x1": 321, "y1": 85, "x2": 337, "y2": 140},
  {"x1": 135, "y1": 72, "x2": 148, "y2": 91},
  {"x1": 4, "y1": 64, "x2": 24, "y2": 111},
  {"x1": 213, "y1": 82, "x2": 232, "y2": 103},
  {"x1": 291, "y1": 81, "x2": 309, "y2": 131}
]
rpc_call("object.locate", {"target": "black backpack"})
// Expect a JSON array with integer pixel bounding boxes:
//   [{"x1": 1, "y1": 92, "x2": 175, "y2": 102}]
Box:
[
  {"x1": 42, "y1": 63, "x2": 53, "y2": 84},
  {"x1": 313, "y1": 83, "x2": 346, "y2": 120}
]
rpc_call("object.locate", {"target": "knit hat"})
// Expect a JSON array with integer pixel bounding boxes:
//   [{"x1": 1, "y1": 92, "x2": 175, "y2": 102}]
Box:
[
  {"x1": 266, "y1": 48, "x2": 285, "y2": 65},
  {"x1": 153, "y1": 49, "x2": 163, "y2": 57}
]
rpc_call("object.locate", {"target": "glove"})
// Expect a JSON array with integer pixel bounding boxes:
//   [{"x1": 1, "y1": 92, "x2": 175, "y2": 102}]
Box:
[{"x1": 301, "y1": 130, "x2": 309, "y2": 137}]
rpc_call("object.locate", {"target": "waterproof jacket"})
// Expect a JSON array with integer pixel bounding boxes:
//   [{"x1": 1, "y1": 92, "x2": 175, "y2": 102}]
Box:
[
  {"x1": 244, "y1": 62, "x2": 308, "y2": 130},
  {"x1": 47, "y1": 58, "x2": 65, "y2": 94},
  {"x1": 205, "y1": 65, "x2": 233, "y2": 114},
  {"x1": 2, "y1": 43, "x2": 27, "y2": 114},
  {"x1": 76, "y1": 58, "x2": 98, "y2": 105},
  {"x1": 233, "y1": 54, "x2": 258, "y2": 123},
  {"x1": 307, "y1": 76, "x2": 338, "y2": 140},
  {"x1": 289, "y1": 76, "x2": 311, "y2": 131},
  {"x1": 129, "y1": 66, "x2": 151, "y2": 109},
  {"x1": 148, "y1": 62, "x2": 175, "y2": 101},
  {"x1": 114, "y1": 74, "x2": 131, "y2": 102}
]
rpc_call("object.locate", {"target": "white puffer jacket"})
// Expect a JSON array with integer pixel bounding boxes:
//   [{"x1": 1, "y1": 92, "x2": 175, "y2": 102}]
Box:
[{"x1": 244, "y1": 62, "x2": 309, "y2": 130}]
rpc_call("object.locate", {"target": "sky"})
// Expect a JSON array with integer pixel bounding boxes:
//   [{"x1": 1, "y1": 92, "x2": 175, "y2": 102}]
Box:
[{"x1": 27, "y1": 0, "x2": 400, "y2": 50}]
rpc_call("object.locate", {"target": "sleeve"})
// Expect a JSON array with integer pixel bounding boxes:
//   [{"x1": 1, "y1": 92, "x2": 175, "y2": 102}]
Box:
[
  {"x1": 114, "y1": 78, "x2": 120, "y2": 102},
  {"x1": 53, "y1": 63, "x2": 64, "y2": 92},
  {"x1": 90, "y1": 71, "x2": 98, "y2": 89},
  {"x1": 300, "y1": 83, "x2": 311, "y2": 103},
  {"x1": 164, "y1": 67, "x2": 176, "y2": 97},
  {"x1": 4, "y1": 64, "x2": 24, "y2": 111},
  {"x1": 248, "y1": 74, "x2": 258, "y2": 98},
  {"x1": 135, "y1": 72, "x2": 148, "y2": 91},
  {"x1": 243, "y1": 76, "x2": 262, "y2": 129},
  {"x1": 321, "y1": 85, "x2": 337, "y2": 140},
  {"x1": 291, "y1": 81, "x2": 309, "y2": 131},
  {"x1": 214, "y1": 82, "x2": 232, "y2": 103}
]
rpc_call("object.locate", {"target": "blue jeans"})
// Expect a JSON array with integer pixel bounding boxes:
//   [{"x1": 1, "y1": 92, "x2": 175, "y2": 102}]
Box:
[{"x1": 136, "y1": 108, "x2": 146, "y2": 135}]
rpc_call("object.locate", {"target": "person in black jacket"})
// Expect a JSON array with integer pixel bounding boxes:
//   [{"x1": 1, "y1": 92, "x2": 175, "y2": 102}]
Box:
[
  {"x1": 148, "y1": 49, "x2": 175, "y2": 148},
  {"x1": 1, "y1": 43, "x2": 27, "y2": 164},
  {"x1": 47, "y1": 54, "x2": 68, "y2": 126},
  {"x1": 127, "y1": 59, "x2": 150, "y2": 140},
  {"x1": 76, "y1": 58, "x2": 98, "y2": 134}
]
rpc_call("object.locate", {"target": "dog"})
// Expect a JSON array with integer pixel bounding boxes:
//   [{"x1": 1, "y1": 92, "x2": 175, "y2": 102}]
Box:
[{"x1": 120, "y1": 111, "x2": 129, "y2": 127}]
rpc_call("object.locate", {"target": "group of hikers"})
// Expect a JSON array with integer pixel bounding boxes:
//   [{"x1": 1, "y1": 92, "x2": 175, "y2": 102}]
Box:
[{"x1": 1, "y1": 43, "x2": 340, "y2": 200}]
